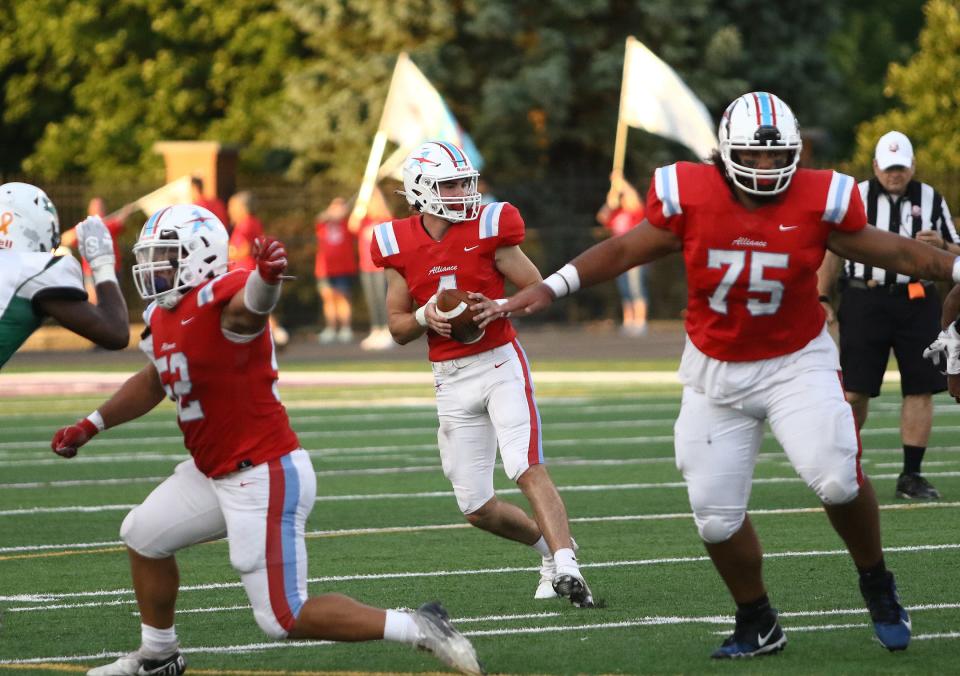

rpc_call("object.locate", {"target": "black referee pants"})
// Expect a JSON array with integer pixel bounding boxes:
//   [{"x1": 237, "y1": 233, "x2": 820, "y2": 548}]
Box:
[{"x1": 837, "y1": 284, "x2": 946, "y2": 397}]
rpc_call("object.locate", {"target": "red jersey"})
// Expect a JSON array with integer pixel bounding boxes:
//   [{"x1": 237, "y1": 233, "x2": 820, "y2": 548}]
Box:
[
  {"x1": 604, "y1": 205, "x2": 645, "y2": 238},
  {"x1": 646, "y1": 162, "x2": 865, "y2": 361},
  {"x1": 371, "y1": 202, "x2": 524, "y2": 361},
  {"x1": 357, "y1": 218, "x2": 382, "y2": 273},
  {"x1": 140, "y1": 269, "x2": 300, "y2": 477},
  {"x1": 314, "y1": 218, "x2": 358, "y2": 278},
  {"x1": 228, "y1": 214, "x2": 264, "y2": 271}
]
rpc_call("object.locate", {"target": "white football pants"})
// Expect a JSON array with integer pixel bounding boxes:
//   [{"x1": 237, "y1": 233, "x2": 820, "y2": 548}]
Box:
[
  {"x1": 120, "y1": 449, "x2": 316, "y2": 638},
  {"x1": 432, "y1": 339, "x2": 544, "y2": 514}
]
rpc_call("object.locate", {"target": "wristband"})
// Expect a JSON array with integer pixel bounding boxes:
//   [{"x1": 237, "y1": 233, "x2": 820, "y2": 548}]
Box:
[
  {"x1": 495, "y1": 298, "x2": 511, "y2": 318},
  {"x1": 543, "y1": 264, "x2": 581, "y2": 299},
  {"x1": 84, "y1": 410, "x2": 105, "y2": 433},
  {"x1": 90, "y1": 265, "x2": 118, "y2": 286},
  {"x1": 243, "y1": 269, "x2": 281, "y2": 315},
  {"x1": 953, "y1": 257, "x2": 960, "y2": 284},
  {"x1": 818, "y1": 295, "x2": 830, "y2": 303},
  {"x1": 415, "y1": 295, "x2": 437, "y2": 328}
]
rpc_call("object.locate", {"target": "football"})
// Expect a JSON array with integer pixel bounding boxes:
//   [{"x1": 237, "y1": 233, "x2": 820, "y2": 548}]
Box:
[{"x1": 435, "y1": 288, "x2": 485, "y2": 344}]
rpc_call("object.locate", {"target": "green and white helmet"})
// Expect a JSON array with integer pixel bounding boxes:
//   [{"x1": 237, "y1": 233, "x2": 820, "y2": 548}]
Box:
[{"x1": 0, "y1": 182, "x2": 60, "y2": 252}]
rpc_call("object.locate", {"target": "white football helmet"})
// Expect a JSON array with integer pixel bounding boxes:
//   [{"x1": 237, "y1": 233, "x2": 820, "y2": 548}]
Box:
[
  {"x1": 718, "y1": 92, "x2": 802, "y2": 195},
  {"x1": 0, "y1": 182, "x2": 60, "y2": 252},
  {"x1": 132, "y1": 204, "x2": 229, "y2": 309},
  {"x1": 401, "y1": 141, "x2": 481, "y2": 222}
]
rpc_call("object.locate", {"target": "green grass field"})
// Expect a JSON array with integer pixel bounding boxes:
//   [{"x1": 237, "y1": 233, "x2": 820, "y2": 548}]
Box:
[{"x1": 1, "y1": 368, "x2": 959, "y2": 675}]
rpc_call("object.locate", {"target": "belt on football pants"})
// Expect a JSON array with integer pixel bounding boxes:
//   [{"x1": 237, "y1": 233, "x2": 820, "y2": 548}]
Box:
[{"x1": 844, "y1": 278, "x2": 934, "y2": 295}]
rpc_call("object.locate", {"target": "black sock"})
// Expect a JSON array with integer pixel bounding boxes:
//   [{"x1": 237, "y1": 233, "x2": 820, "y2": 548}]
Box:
[
  {"x1": 857, "y1": 557, "x2": 887, "y2": 583},
  {"x1": 736, "y1": 593, "x2": 771, "y2": 619},
  {"x1": 903, "y1": 445, "x2": 925, "y2": 475}
]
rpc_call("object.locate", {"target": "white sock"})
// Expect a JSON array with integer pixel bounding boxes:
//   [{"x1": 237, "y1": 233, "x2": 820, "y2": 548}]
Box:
[
  {"x1": 140, "y1": 623, "x2": 178, "y2": 656},
  {"x1": 383, "y1": 609, "x2": 419, "y2": 644},
  {"x1": 553, "y1": 547, "x2": 578, "y2": 571},
  {"x1": 531, "y1": 536, "x2": 551, "y2": 558}
]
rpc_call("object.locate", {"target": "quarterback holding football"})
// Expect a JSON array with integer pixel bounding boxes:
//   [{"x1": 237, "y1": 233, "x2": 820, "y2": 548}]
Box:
[{"x1": 373, "y1": 140, "x2": 595, "y2": 607}]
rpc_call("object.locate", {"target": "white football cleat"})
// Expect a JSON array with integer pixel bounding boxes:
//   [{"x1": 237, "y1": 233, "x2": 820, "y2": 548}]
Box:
[
  {"x1": 412, "y1": 602, "x2": 485, "y2": 675},
  {"x1": 87, "y1": 648, "x2": 185, "y2": 676},
  {"x1": 535, "y1": 555, "x2": 558, "y2": 599}
]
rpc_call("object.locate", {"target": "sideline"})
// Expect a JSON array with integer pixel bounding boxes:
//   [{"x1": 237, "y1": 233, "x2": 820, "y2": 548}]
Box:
[{"x1": 0, "y1": 370, "x2": 684, "y2": 396}]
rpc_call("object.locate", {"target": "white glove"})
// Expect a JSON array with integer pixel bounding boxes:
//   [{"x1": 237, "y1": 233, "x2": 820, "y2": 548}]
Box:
[
  {"x1": 75, "y1": 216, "x2": 117, "y2": 284},
  {"x1": 923, "y1": 323, "x2": 960, "y2": 375}
]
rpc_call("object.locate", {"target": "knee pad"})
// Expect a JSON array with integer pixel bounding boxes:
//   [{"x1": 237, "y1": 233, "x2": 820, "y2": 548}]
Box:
[
  {"x1": 252, "y1": 607, "x2": 289, "y2": 639},
  {"x1": 696, "y1": 512, "x2": 745, "y2": 544},
  {"x1": 814, "y1": 475, "x2": 859, "y2": 505},
  {"x1": 120, "y1": 508, "x2": 168, "y2": 559}
]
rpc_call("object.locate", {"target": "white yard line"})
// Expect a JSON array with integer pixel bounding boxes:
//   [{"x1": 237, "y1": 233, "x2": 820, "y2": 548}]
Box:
[
  {"x1": 1, "y1": 444, "x2": 957, "y2": 486},
  {"x1": 4, "y1": 542, "x2": 960, "y2": 604},
  {"x1": 3, "y1": 605, "x2": 956, "y2": 665},
  {"x1": 4, "y1": 478, "x2": 960, "y2": 518}
]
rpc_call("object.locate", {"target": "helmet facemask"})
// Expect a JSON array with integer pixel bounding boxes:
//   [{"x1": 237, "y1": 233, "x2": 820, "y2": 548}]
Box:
[{"x1": 718, "y1": 93, "x2": 802, "y2": 196}]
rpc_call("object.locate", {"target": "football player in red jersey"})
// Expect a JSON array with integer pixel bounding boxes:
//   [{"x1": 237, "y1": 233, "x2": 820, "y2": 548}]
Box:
[
  {"x1": 50, "y1": 205, "x2": 483, "y2": 676},
  {"x1": 491, "y1": 93, "x2": 960, "y2": 658},
  {"x1": 374, "y1": 141, "x2": 594, "y2": 608}
]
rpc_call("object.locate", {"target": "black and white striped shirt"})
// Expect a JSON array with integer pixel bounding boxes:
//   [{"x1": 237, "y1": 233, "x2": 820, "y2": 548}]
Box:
[{"x1": 842, "y1": 178, "x2": 956, "y2": 285}]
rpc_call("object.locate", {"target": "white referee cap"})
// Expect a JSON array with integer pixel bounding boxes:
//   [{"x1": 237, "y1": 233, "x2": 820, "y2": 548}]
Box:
[{"x1": 875, "y1": 131, "x2": 914, "y2": 170}]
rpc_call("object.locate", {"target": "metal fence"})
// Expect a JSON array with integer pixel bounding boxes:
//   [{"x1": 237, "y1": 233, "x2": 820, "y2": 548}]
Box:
[{"x1": 8, "y1": 170, "x2": 960, "y2": 332}]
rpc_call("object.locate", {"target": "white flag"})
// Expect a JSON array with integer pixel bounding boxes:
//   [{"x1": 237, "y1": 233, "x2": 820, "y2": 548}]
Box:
[
  {"x1": 378, "y1": 53, "x2": 482, "y2": 173},
  {"x1": 134, "y1": 175, "x2": 193, "y2": 216},
  {"x1": 620, "y1": 37, "x2": 716, "y2": 159}
]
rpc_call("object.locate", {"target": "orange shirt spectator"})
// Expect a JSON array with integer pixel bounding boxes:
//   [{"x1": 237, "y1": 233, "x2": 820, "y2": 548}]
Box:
[
  {"x1": 190, "y1": 177, "x2": 229, "y2": 228},
  {"x1": 227, "y1": 192, "x2": 264, "y2": 271}
]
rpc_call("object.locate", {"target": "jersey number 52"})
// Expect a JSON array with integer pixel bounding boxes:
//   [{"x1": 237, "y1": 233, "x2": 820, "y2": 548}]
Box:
[
  {"x1": 154, "y1": 352, "x2": 204, "y2": 422},
  {"x1": 707, "y1": 249, "x2": 789, "y2": 316}
]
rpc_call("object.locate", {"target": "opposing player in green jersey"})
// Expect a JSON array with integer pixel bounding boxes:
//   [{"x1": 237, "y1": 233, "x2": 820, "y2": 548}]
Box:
[{"x1": 0, "y1": 182, "x2": 129, "y2": 367}]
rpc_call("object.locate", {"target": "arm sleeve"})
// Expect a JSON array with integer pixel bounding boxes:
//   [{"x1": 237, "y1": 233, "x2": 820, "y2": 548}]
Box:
[{"x1": 23, "y1": 255, "x2": 87, "y2": 312}]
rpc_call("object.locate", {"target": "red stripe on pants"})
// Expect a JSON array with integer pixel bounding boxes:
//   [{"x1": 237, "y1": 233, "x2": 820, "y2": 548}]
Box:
[
  {"x1": 511, "y1": 338, "x2": 541, "y2": 467},
  {"x1": 266, "y1": 458, "x2": 295, "y2": 631}
]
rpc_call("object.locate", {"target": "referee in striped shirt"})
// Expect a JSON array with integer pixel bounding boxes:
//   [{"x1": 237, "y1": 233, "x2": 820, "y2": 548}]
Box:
[{"x1": 819, "y1": 131, "x2": 958, "y2": 500}]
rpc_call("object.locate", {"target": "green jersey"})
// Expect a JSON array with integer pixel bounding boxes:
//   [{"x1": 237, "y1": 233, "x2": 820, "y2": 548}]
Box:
[{"x1": 0, "y1": 251, "x2": 86, "y2": 368}]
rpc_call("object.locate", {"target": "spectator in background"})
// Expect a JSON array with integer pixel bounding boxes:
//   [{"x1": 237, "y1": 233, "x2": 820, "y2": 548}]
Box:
[
  {"x1": 596, "y1": 170, "x2": 648, "y2": 336},
  {"x1": 227, "y1": 191, "x2": 263, "y2": 270},
  {"x1": 356, "y1": 187, "x2": 394, "y2": 351},
  {"x1": 228, "y1": 191, "x2": 289, "y2": 348},
  {"x1": 315, "y1": 197, "x2": 358, "y2": 344},
  {"x1": 189, "y1": 176, "x2": 229, "y2": 228},
  {"x1": 60, "y1": 197, "x2": 134, "y2": 302}
]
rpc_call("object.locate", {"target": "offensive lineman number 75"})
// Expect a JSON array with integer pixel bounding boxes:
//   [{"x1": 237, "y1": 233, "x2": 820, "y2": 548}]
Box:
[{"x1": 707, "y1": 249, "x2": 789, "y2": 316}]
